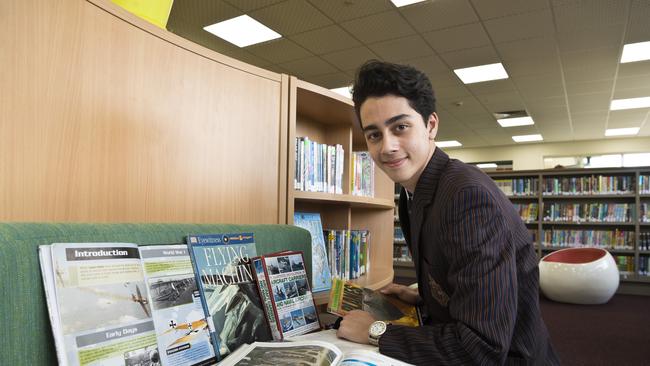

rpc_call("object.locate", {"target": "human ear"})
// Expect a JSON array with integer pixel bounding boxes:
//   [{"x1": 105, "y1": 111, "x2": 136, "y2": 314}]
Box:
[{"x1": 427, "y1": 113, "x2": 439, "y2": 140}]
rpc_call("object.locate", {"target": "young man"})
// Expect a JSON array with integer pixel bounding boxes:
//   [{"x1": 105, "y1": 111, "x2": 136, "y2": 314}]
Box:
[{"x1": 336, "y1": 60, "x2": 559, "y2": 365}]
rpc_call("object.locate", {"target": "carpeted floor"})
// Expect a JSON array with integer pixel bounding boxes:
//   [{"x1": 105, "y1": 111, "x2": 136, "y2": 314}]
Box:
[{"x1": 540, "y1": 294, "x2": 650, "y2": 366}]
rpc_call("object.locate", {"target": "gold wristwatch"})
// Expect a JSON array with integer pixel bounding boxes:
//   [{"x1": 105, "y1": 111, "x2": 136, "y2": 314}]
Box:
[{"x1": 368, "y1": 320, "x2": 389, "y2": 346}]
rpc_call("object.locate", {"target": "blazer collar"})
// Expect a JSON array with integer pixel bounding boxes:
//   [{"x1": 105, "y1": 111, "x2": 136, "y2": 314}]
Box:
[{"x1": 412, "y1": 146, "x2": 449, "y2": 207}]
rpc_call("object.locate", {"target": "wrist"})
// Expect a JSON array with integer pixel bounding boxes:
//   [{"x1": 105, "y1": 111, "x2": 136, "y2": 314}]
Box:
[{"x1": 368, "y1": 320, "x2": 390, "y2": 346}]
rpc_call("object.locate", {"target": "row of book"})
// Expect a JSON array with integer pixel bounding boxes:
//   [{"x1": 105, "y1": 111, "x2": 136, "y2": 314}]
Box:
[
  {"x1": 351, "y1": 151, "x2": 375, "y2": 197},
  {"x1": 639, "y1": 232, "x2": 650, "y2": 251},
  {"x1": 324, "y1": 229, "x2": 370, "y2": 281},
  {"x1": 393, "y1": 243, "x2": 412, "y2": 262},
  {"x1": 642, "y1": 203, "x2": 650, "y2": 223},
  {"x1": 640, "y1": 175, "x2": 650, "y2": 194},
  {"x1": 294, "y1": 136, "x2": 344, "y2": 194},
  {"x1": 615, "y1": 255, "x2": 635, "y2": 275},
  {"x1": 540, "y1": 229, "x2": 635, "y2": 250},
  {"x1": 494, "y1": 178, "x2": 539, "y2": 196},
  {"x1": 38, "y1": 233, "x2": 322, "y2": 366},
  {"x1": 542, "y1": 175, "x2": 635, "y2": 195},
  {"x1": 513, "y1": 203, "x2": 538, "y2": 222},
  {"x1": 542, "y1": 203, "x2": 634, "y2": 223},
  {"x1": 639, "y1": 255, "x2": 650, "y2": 276}
]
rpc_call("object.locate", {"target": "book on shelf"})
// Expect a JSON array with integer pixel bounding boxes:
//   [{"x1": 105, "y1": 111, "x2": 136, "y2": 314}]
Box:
[
  {"x1": 251, "y1": 250, "x2": 322, "y2": 340},
  {"x1": 324, "y1": 229, "x2": 370, "y2": 281},
  {"x1": 186, "y1": 233, "x2": 272, "y2": 361},
  {"x1": 218, "y1": 329, "x2": 412, "y2": 366},
  {"x1": 38, "y1": 242, "x2": 216, "y2": 366},
  {"x1": 351, "y1": 151, "x2": 375, "y2": 197},
  {"x1": 640, "y1": 175, "x2": 650, "y2": 194},
  {"x1": 542, "y1": 175, "x2": 635, "y2": 195},
  {"x1": 295, "y1": 136, "x2": 344, "y2": 194},
  {"x1": 293, "y1": 212, "x2": 332, "y2": 293},
  {"x1": 327, "y1": 278, "x2": 422, "y2": 327}
]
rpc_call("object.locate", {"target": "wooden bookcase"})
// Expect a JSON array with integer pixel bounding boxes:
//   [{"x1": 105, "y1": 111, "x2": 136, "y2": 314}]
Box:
[
  {"x1": 489, "y1": 167, "x2": 650, "y2": 288},
  {"x1": 286, "y1": 77, "x2": 395, "y2": 305}
]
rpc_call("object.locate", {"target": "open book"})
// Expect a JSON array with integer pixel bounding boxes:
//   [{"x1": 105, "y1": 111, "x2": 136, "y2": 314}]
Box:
[
  {"x1": 38, "y1": 242, "x2": 216, "y2": 366},
  {"x1": 218, "y1": 329, "x2": 413, "y2": 366}
]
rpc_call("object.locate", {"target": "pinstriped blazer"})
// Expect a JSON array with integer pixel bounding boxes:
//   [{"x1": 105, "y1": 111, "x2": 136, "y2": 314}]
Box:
[{"x1": 379, "y1": 148, "x2": 559, "y2": 365}]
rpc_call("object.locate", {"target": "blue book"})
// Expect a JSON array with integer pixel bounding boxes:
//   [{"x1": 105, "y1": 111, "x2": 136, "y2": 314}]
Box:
[
  {"x1": 187, "y1": 233, "x2": 272, "y2": 360},
  {"x1": 293, "y1": 212, "x2": 333, "y2": 292}
]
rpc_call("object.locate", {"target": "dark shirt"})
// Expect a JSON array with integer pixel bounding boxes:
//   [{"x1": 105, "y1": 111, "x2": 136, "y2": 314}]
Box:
[{"x1": 379, "y1": 148, "x2": 559, "y2": 365}]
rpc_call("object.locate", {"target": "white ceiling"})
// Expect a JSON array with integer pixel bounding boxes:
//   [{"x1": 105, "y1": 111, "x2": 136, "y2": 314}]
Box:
[{"x1": 166, "y1": 0, "x2": 650, "y2": 148}]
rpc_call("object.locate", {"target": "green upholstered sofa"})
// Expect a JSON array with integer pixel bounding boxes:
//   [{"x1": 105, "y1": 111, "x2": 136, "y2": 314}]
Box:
[{"x1": 0, "y1": 222, "x2": 311, "y2": 365}]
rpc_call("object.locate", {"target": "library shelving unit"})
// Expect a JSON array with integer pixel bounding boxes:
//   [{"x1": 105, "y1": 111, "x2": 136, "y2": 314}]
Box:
[
  {"x1": 489, "y1": 167, "x2": 650, "y2": 290},
  {"x1": 392, "y1": 186, "x2": 416, "y2": 282},
  {"x1": 286, "y1": 77, "x2": 395, "y2": 305}
]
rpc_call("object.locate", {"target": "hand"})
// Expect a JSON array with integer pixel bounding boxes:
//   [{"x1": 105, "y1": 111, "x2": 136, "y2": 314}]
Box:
[
  {"x1": 336, "y1": 310, "x2": 376, "y2": 344},
  {"x1": 380, "y1": 283, "x2": 420, "y2": 305}
]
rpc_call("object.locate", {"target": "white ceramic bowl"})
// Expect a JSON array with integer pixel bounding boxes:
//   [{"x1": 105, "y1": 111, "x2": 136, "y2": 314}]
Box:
[{"x1": 539, "y1": 247, "x2": 619, "y2": 305}]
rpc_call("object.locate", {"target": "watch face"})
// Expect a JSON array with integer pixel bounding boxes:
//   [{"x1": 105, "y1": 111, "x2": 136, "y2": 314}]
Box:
[{"x1": 369, "y1": 321, "x2": 387, "y2": 337}]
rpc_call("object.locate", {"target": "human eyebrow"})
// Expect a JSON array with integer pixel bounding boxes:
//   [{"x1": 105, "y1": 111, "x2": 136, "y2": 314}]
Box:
[{"x1": 362, "y1": 114, "x2": 410, "y2": 132}]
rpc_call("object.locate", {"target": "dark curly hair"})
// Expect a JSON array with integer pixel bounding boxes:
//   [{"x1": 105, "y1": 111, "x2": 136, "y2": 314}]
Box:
[{"x1": 352, "y1": 60, "x2": 436, "y2": 126}]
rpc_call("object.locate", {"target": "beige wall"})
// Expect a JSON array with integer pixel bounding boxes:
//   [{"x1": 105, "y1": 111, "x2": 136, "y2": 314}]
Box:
[
  {"x1": 0, "y1": 0, "x2": 288, "y2": 223},
  {"x1": 445, "y1": 137, "x2": 650, "y2": 170}
]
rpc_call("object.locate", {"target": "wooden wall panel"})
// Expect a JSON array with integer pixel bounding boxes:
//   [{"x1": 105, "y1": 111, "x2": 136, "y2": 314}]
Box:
[{"x1": 0, "y1": 0, "x2": 286, "y2": 224}]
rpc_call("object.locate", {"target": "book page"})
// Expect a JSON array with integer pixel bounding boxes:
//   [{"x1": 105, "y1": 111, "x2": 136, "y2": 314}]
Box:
[
  {"x1": 49, "y1": 242, "x2": 157, "y2": 366},
  {"x1": 139, "y1": 244, "x2": 216, "y2": 365},
  {"x1": 340, "y1": 350, "x2": 413, "y2": 366},
  {"x1": 217, "y1": 340, "x2": 343, "y2": 366},
  {"x1": 289, "y1": 329, "x2": 376, "y2": 356}
]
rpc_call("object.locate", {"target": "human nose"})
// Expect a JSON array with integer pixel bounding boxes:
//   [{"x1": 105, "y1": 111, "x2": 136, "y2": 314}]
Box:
[{"x1": 380, "y1": 133, "x2": 398, "y2": 155}]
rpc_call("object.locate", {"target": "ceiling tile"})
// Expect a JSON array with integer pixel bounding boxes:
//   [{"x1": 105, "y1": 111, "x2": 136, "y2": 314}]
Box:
[
  {"x1": 446, "y1": 97, "x2": 490, "y2": 117},
  {"x1": 505, "y1": 57, "x2": 562, "y2": 77},
  {"x1": 571, "y1": 111, "x2": 608, "y2": 126},
  {"x1": 440, "y1": 45, "x2": 500, "y2": 69},
  {"x1": 399, "y1": 0, "x2": 478, "y2": 33},
  {"x1": 368, "y1": 35, "x2": 433, "y2": 62},
  {"x1": 422, "y1": 23, "x2": 491, "y2": 54},
  {"x1": 617, "y1": 62, "x2": 650, "y2": 78},
  {"x1": 471, "y1": 0, "x2": 549, "y2": 19},
  {"x1": 560, "y1": 47, "x2": 620, "y2": 71},
  {"x1": 303, "y1": 72, "x2": 354, "y2": 89},
  {"x1": 615, "y1": 74, "x2": 650, "y2": 92},
  {"x1": 250, "y1": 0, "x2": 333, "y2": 36},
  {"x1": 527, "y1": 106, "x2": 570, "y2": 123},
  {"x1": 247, "y1": 38, "x2": 312, "y2": 64},
  {"x1": 495, "y1": 36, "x2": 558, "y2": 62},
  {"x1": 289, "y1": 25, "x2": 361, "y2": 55},
  {"x1": 309, "y1": 0, "x2": 393, "y2": 22},
  {"x1": 279, "y1": 56, "x2": 338, "y2": 77},
  {"x1": 427, "y1": 71, "x2": 464, "y2": 88},
  {"x1": 625, "y1": 0, "x2": 650, "y2": 43},
  {"x1": 466, "y1": 78, "x2": 517, "y2": 95},
  {"x1": 434, "y1": 85, "x2": 472, "y2": 102},
  {"x1": 551, "y1": 0, "x2": 629, "y2": 33},
  {"x1": 340, "y1": 11, "x2": 415, "y2": 44},
  {"x1": 476, "y1": 90, "x2": 526, "y2": 112},
  {"x1": 557, "y1": 24, "x2": 624, "y2": 53},
  {"x1": 565, "y1": 79, "x2": 614, "y2": 96},
  {"x1": 223, "y1": 0, "x2": 285, "y2": 12},
  {"x1": 322, "y1": 46, "x2": 378, "y2": 72},
  {"x1": 563, "y1": 65, "x2": 617, "y2": 84},
  {"x1": 567, "y1": 92, "x2": 611, "y2": 112},
  {"x1": 613, "y1": 87, "x2": 650, "y2": 100},
  {"x1": 402, "y1": 55, "x2": 449, "y2": 75},
  {"x1": 515, "y1": 73, "x2": 565, "y2": 100},
  {"x1": 483, "y1": 9, "x2": 554, "y2": 43},
  {"x1": 168, "y1": 0, "x2": 241, "y2": 30}
]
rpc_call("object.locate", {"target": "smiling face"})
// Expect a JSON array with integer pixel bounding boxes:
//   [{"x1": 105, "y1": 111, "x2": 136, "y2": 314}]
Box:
[{"x1": 360, "y1": 95, "x2": 438, "y2": 192}]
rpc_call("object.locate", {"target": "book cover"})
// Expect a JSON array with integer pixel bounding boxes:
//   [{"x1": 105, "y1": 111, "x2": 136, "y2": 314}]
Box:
[
  {"x1": 328, "y1": 278, "x2": 421, "y2": 327},
  {"x1": 255, "y1": 251, "x2": 322, "y2": 339},
  {"x1": 186, "y1": 233, "x2": 272, "y2": 360},
  {"x1": 293, "y1": 212, "x2": 333, "y2": 293}
]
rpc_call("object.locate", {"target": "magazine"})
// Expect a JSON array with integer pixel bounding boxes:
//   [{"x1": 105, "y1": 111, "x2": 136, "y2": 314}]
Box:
[
  {"x1": 293, "y1": 212, "x2": 332, "y2": 293},
  {"x1": 38, "y1": 242, "x2": 216, "y2": 366},
  {"x1": 251, "y1": 250, "x2": 321, "y2": 340},
  {"x1": 218, "y1": 329, "x2": 412, "y2": 366},
  {"x1": 187, "y1": 233, "x2": 272, "y2": 361},
  {"x1": 327, "y1": 279, "x2": 421, "y2": 327}
]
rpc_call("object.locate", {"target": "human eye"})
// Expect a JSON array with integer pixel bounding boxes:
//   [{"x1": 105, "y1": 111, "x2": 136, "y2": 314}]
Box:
[
  {"x1": 365, "y1": 131, "x2": 381, "y2": 142},
  {"x1": 394, "y1": 123, "x2": 409, "y2": 133}
]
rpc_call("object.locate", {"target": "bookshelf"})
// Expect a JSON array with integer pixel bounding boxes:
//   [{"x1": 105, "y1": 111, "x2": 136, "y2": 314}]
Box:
[
  {"x1": 489, "y1": 167, "x2": 650, "y2": 288},
  {"x1": 286, "y1": 77, "x2": 395, "y2": 305}
]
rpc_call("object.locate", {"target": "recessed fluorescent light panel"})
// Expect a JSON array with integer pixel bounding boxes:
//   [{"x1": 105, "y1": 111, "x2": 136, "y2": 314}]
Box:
[
  {"x1": 605, "y1": 127, "x2": 640, "y2": 137},
  {"x1": 391, "y1": 0, "x2": 426, "y2": 7},
  {"x1": 497, "y1": 116, "x2": 535, "y2": 127},
  {"x1": 476, "y1": 163, "x2": 498, "y2": 169},
  {"x1": 203, "y1": 15, "x2": 281, "y2": 47},
  {"x1": 454, "y1": 63, "x2": 509, "y2": 84},
  {"x1": 512, "y1": 134, "x2": 543, "y2": 143},
  {"x1": 330, "y1": 86, "x2": 352, "y2": 99},
  {"x1": 621, "y1": 41, "x2": 650, "y2": 63},
  {"x1": 437, "y1": 140, "x2": 462, "y2": 148},
  {"x1": 610, "y1": 96, "x2": 650, "y2": 110}
]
